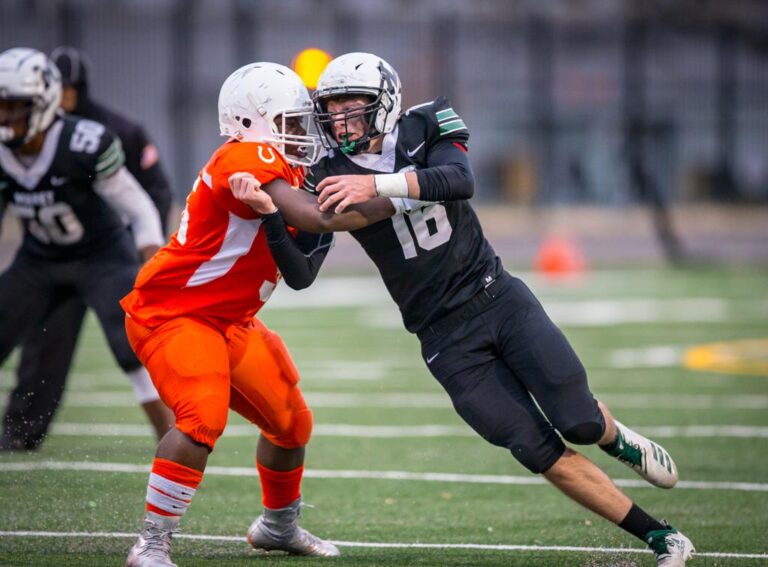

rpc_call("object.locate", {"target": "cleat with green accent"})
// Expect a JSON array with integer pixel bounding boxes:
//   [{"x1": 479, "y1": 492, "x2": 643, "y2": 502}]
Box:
[
  {"x1": 612, "y1": 421, "x2": 678, "y2": 488},
  {"x1": 247, "y1": 498, "x2": 340, "y2": 557},
  {"x1": 646, "y1": 522, "x2": 695, "y2": 566},
  {"x1": 125, "y1": 512, "x2": 179, "y2": 567}
]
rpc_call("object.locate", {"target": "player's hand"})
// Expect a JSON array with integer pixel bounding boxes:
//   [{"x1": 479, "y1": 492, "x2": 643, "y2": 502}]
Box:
[
  {"x1": 317, "y1": 174, "x2": 376, "y2": 213},
  {"x1": 229, "y1": 172, "x2": 277, "y2": 214}
]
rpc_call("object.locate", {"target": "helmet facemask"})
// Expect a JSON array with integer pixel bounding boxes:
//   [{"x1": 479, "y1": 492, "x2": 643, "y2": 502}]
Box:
[
  {"x1": 0, "y1": 98, "x2": 35, "y2": 148},
  {"x1": 313, "y1": 93, "x2": 390, "y2": 155},
  {"x1": 264, "y1": 106, "x2": 322, "y2": 167}
]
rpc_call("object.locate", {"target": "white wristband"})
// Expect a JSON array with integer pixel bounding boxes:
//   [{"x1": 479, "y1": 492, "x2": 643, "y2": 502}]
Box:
[{"x1": 374, "y1": 173, "x2": 409, "y2": 198}]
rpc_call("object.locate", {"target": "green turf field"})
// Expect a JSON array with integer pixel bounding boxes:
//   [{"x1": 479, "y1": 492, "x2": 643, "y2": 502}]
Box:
[{"x1": 1, "y1": 267, "x2": 767, "y2": 566}]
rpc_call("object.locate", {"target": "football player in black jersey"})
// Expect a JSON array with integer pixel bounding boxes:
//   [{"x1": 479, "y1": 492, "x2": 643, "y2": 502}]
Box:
[
  {"x1": 0, "y1": 46, "x2": 174, "y2": 451},
  {"x1": 0, "y1": 47, "x2": 173, "y2": 450},
  {"x1": 232, "y1": 52, "x2": 694, "y2": 566}
]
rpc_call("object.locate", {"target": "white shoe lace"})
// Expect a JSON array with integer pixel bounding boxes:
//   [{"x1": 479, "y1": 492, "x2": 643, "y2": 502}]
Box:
[{"x1": 140, "y1": 523, "x2": 177, "y2": 559}]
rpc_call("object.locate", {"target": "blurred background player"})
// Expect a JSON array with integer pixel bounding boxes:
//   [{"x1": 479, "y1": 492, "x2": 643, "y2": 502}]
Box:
[
  {"x1": 0, "y1": 47, "x2": 172, "y2": 451},
  {"x1": 53, "y1": 46, "x2": 173, "y2": 228},
  {"x1": 120, "y1": 62, "x2": 393, "y2": 566},
  {"x1": 0, "y1": 46, "x2": 174, "y2": 451},
  {"x1": 235, "y1": 52, "x2": 694, "y2": 567}
]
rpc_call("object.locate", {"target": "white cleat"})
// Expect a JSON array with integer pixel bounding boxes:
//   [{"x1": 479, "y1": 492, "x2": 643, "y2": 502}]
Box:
[
  {"x1": 247, "y1": 498, "x2": 340, "y2": 557},
  {"x1": 613, "y1": 421, "x2": 679, "y2": 488},
  {"x1": 125, "y1": 512, "x2": 179, "y2": 567},
  {"x1": 646, "y1": 523, "x2": 695, "y2": 566}
]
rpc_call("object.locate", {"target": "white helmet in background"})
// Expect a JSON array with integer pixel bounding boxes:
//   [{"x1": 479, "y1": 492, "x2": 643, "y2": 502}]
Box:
[
  {"x1": 218, "y1": 62, "x2": 321, "y2": 167},
  {"x1": 313, "y1": 52, "x2": 401, "y2": 154},
  {"x1": 0, "y1": 47, "x2": 62, "y2": 148}
]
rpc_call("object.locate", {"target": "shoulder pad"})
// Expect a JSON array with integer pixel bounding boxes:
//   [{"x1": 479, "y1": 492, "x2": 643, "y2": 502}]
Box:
[
  {"x1": 402, "y1": 96, "x2": 469, "y2": 146},
  {"x1": 62, "y1": 116, "x2": 124, "y2": 179}
]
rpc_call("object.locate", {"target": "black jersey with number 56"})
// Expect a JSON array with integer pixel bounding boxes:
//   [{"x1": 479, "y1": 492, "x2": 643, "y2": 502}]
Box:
[
  {"x1": 308, "y1": 97, "x2": 503, "y2": 333},
  {"x1": 0, "y1": 115, "x2": 129, "y2": 260}
]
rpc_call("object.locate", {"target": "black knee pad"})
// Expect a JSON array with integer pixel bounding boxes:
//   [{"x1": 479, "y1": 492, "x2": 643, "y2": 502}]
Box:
[
  {"x1": 561, "y1": 421, "x2": 605, "y2": 445},
  {"x1": 510, "y1": 438, "x2": 566, "y2": 474}
]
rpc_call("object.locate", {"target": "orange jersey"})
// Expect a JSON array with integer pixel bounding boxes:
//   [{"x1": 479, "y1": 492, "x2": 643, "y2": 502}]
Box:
[{"x1": 121, "y1": 140, "x2": 304, "y2": 327}]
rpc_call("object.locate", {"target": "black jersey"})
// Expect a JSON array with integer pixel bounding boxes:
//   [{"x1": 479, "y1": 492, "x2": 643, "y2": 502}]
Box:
[
  {"x1": 0, "y1": 115, "x2": 129, "y2": 260},
  {"x1": 308, "y1": 97, "x2": 502, "y2": 333}
]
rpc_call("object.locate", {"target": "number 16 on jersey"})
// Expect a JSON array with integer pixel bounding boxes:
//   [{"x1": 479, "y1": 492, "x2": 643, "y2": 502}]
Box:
[{"x1": 391, "y1": 203, "x2": 452, "y2": 259}]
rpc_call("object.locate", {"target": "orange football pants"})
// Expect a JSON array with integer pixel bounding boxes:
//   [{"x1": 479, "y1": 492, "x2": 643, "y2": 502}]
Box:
[{"x1": 125, "y1": 315, "x2": 312, "y2": 450}]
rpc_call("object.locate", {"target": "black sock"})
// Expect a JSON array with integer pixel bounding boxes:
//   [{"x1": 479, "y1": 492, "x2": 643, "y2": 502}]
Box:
[
  {"x1": 618, "y1": 503, "x2": 666, "y2": 542},
  {"x1": 599, "y1": 432, "x2": 621, "y2": 455}
]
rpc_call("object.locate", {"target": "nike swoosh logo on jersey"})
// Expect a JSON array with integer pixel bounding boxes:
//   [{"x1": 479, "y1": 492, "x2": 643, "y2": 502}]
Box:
[
  {"x1": 50, "y1": 176, "x2": 68, "y2": 186},
  {"x1": 426, "y1": 352, "x2": 440, "y2": 364},
  {"x1": 407, "y1": 141, "x2": 426, "y2": 158}
]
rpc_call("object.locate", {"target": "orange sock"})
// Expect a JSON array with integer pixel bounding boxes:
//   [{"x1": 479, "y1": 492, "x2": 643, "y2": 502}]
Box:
[
  {"x1": 257, "y1": 462, "x2": 303, "y2": 509},
  {"x1": 145, "y1": 457, "x2": 204, "y2": 518}
]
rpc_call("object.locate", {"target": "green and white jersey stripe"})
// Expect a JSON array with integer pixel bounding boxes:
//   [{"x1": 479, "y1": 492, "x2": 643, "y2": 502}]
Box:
[
  {"x1": 436, "y1": 107, "x2": 467, "y2": 136},
  {"x1": 95, "y1": 138, "x2": 125, "y2": 179}
]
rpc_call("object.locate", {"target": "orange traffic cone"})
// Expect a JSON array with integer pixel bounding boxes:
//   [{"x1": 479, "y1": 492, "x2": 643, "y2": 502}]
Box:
[{"x1": 534, "y1": 234, "x2": 586, "y2": 277}]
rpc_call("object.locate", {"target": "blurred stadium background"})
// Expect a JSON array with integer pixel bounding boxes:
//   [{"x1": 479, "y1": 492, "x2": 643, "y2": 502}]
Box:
[{"x1": 2, "y1": 0, "x2": 767, "y2": 267}]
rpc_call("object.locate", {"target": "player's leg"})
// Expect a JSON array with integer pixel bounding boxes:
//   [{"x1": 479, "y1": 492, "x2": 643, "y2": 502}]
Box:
[
  {"x1": 227, "y1": 318, "x2": 339, "y2": 557},
  {"x1": 124, "y1": 315, "x2": 231, "y2": 567},
  {"x1": 79, "y1": 244, "x2": 173, "y2": 439},
  {"x1": 491, "y1": 276, "x2": 692, "y2": 564},
  {"x1": 497, "y1": 277, "x2": 678, "y2": 488},
  {"x1": 543, "y1": 448, "x2": 693, "y2": 566},
  {"x1": 6, "y1": 296, "x2": 87, "y2": 449},
  {"x1": 0, "y1": 254, "x2": 58, "y2": 451},
  {"x1": 597, "y1": 401, "x2": 678, "y2": 489}
]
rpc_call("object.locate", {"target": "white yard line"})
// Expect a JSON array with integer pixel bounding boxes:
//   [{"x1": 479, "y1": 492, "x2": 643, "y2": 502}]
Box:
[
  {"x1": 0, "y1": 460, "x2": 766, "y2": 493},
  {"x1": 56, "y1": 391, "x2": 768, "y2": 409},
  {"x1": 46, "y1": 422, "x2": 768, "y2": 439},
  {"x1": 0, "y1": 530, "x2": 764, "y2": 560},
  {"x1": 267, "y1": 277, "x2": 768, "y2": 327},
  {"x1": 609, "y1": 345, "x2": 685, "y2": 368},
  {"x1": 362, "y1": 298, "x2": 767, "y2": 328}
]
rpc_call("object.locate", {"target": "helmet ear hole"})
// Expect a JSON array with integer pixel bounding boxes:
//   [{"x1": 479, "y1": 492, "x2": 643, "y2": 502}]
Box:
[{"x1": 241, "y1": 117, "x2": 251, "y2": 128}]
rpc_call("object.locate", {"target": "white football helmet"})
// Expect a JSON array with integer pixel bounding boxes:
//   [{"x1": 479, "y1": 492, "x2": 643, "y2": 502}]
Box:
[
  {"x1": 218, "y1": 62, "x2": 321, "y2": 167},
  {"x1": 313, "y1": 52, "x2": 402, "y2": 154},
  {"x1": 0, "y1": 47, "x2": 62, "y2": 148}
]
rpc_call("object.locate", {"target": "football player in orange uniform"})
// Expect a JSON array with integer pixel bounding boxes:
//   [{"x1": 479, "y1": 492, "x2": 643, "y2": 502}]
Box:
[{"x1": 121, "y1": 63, "x2": 395, "y2": 567}]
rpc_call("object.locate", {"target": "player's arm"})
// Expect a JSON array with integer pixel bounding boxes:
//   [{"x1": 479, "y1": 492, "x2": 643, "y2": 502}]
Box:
[
  {"x1": 262, "y1": 214, "x2": 334, "y2": 290},
  {"x1": 93, "y1": 165, "x2": 165, "y2": 262},
  {"x1": 316, "y1": 144, "x2": 474, "y2": 213},
  {"x1": 412, "y1": 139, "x2": 474, "y2": 201},
  {"x1": 227, "y1": 174, "x2": 332, "y2": 289},
  {"x1": 230, "y1": 172, "x2": 395, "y2": 233},
  {"x1": 129, "y1": 125, "x2": 172, "y2": 233}
]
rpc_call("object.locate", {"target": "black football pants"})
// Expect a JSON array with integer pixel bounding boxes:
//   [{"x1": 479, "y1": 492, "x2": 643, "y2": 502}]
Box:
[
  {"x1": 2, "y1": 297, "x2": 86, "y2": 449},
  {"x1": 0, "y1": 238, "x2": 142, "y2": 449},
  {"x1": 417, "y1": 272, "x2": 606, "y2": 474}
]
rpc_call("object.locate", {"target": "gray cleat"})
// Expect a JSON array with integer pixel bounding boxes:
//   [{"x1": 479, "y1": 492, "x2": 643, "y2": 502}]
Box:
[
  {"x1": 125, "y1": 512, "x2": 179, "y2": 567},
  {"x1": 247, "y1": 498, "x2": 340, "y2": 557}
]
